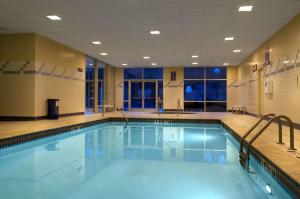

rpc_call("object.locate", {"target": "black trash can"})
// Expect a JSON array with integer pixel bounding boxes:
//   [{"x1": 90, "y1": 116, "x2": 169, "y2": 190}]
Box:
[{"x1": 47, "y1": 99, "x2": 59, "y2": 119}]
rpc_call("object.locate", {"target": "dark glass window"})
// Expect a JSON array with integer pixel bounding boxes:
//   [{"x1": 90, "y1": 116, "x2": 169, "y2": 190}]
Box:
[
  {"x1": 184, "y1": 67, "x2": 204, "y2": 79},
  {"x1": 158, "y1": 81, "x2": 163, "y2": 100},
  {"x1": 206, "y1": 102, "x2": 227, "y2": 112},
  {"x1": 206, "y1": 67, "x2": 226, "y2": 79},
  {"x1": 184, "y1": 80, "x2": 204, "y2": 101},
  {"x1": 85, "y1": 82, "x2": 94, "y2": 109},
  {"x1": 124, "y1": 81, "x2": 128, "y2": 101},
  {"x1": 124, "y1": 68, "x2": 142, "y2": 79},
  {"x1": 184, "y1": 102, "x2": 204, "y2": 112},
  {"x1": 123, "y1": 102, "x2": 128, "y2": 111},
  {"x1": 86, "y1": 67, "x2": 94, "y2": 80},
  {"x1": 143, "y1": 68, "x2": 163, "y2": 79},
  {"x1": 206, "y1": 80, "x2": 227, "y2": 101},
  {"x1": 98, "y1": 81, "x2": 103, "y2": 106},
  {"x1": 98, "y1": 68, "x2": 103, "y2": 80}
]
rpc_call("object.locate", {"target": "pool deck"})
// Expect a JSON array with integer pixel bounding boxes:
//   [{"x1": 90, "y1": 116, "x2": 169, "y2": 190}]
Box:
[{"x1": 1, "y1": 112, "x2": 300, "y2": 189}]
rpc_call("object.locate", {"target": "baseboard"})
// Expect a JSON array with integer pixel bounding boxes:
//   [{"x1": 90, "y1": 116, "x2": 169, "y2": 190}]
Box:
[{"x1": 0, "y1": 112, "x2": 84, "y2": 121}]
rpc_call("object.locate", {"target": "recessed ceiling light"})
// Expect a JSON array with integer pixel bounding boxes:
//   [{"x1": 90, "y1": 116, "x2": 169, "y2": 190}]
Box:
[
  {"x1": 150, "y1": 30, "x2": 160, "y2": 35},
  {"x1": 122, "y1": 63, "x2": 128, "y2": 66},
  {"x1": 92, "y1": 41, "x2": 101, "y2": 45},
  {"x1": 192, "y1": 62, "x2": 198, "y2": 65},
  {"x1": 46, "y1": 15, "x2": 61, "y2": 21},
  {"x1": 225, "y1": 37, "x2": 234, "y2": 41},
  {"x1": 100, "y1": 52, "x2": 108, "y2": 56},
  {"x1": 223, "y1": 63, "x2": 229, "y2": 66},
  {"x1": 239, "y1": 6, "x2": 253, "y2": 12},
  {"x1": 233, "y1": 49, "x2": 241, "y2": 53},
  {"x1": 151, "y1": 63, "x2": 157, "y2": 66},
  {"x1": 192, "y1": 55, "x2": 198, "y2": 58},
  {"x1": 143, "y1": 56, "x2": 150, "y2": 59}
]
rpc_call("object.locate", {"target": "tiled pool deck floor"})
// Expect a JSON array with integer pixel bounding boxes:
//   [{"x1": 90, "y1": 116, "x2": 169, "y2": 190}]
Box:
[{"x1": 1, "y1": 112, "x2": 300, "y2": 188}]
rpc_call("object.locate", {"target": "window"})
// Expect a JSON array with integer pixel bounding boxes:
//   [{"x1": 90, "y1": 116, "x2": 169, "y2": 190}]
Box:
[
  {"x1": 98, "y1": 64, "x2": 104, "y2": 112},
  {"x1": 124, "y1": 68, "x2": 142, "y2": 79},
  {"x1": 206, "y1": 67, "x2": 226, "y2": 79},
  {"x1": 184, "y1": 80, "x2": 204, "y2": 101},
  {"x1": 206, "y1": 80, "x2": 227, "y2": 101},
  {"x1": 143, "y1": 68, "x2": 163, "y2": 79},
  {"x1": 184, "y1": 67, "x2": 227, "y2": 112},
  {"x1": 123, "y1": 67, "x2": 163, "y2": 110},
  {"x1": 85, "y1": 60, "x2": 94, "y2": 112},
  {"x1": 85, "y1": 58, "x2": 105, "y2": 113},
  {"x1": 184, "y1": 67, "x2": 204, "y2": 79}
]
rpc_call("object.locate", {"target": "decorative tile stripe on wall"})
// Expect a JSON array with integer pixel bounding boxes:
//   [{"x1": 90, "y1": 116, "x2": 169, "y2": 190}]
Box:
[{"x1": 0, "y1": 60, "x2": 84, "y2": 81}]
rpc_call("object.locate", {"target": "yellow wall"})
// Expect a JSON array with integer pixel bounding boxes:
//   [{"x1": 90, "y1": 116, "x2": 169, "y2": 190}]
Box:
[
  {"x1": 0, "y1": 33, "x2": 85, "y2": 118},
  {"x1": 237, "y1": 14, "x2": 300, "y2": 122},
  {"x1": 0, "y1": 33, "x2": 36, "y2": 117},
  {"x1": 163, "y1": 67, "x2": 184, "y2": 110},
  {"x1": 227, "y1": 66, "x2": 239, "y2": 110},
  {"x1": 115, "y1": 68, "x2": 124, "y2": 109},
  {"x1": 34, "y1": 34, "x2": 85, "y2": 116},
  {"x1": 104, "y1": 65, "x2": 116, "y2": 107}
]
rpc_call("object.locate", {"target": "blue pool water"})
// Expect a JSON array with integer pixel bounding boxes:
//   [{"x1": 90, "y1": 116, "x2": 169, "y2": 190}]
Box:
[{"x1": 0, "y1": 122, "x2": 294, "y2": 199}]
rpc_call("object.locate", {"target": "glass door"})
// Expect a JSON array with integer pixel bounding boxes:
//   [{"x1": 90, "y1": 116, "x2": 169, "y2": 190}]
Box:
[
  {"x1": 129, "y1": 81, "x2": 157, "y2": 110},
  {"x1": 130, "y1": 81, "x2": 143, "y2": 109},
  {"x1": 144, "y1": 81, "x2": 156, "y2": 109}
]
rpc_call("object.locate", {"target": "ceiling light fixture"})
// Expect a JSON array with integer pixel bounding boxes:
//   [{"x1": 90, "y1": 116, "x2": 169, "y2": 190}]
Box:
[
  {"x1": 192, "y1": 62, "x2": 198, "y2": 65},
  {"x1": 192, "y1": 55, "x2": 198, "y2": 58},
  {"x1": 100, "y1": 52, "x2": 108, "y2": 56},
  {"x1": 225, "y1": 37, "x2": 235, "y2": 41},
  {"x1": 143, "y1": 56, "x2": 150, "y2": 59},
  {"x1": 92, "y1": 41, "x2": 101, "y2": 45},
  {"x1": 46, "y1": 15, "x2": 62, "y2": 21},
  {"x1": 239, "y1": 6, "x2": 253, "y2": 12},
  {"x1": 151, "y1": 63, "x2": 157, "y2": 66},
  {"x1": 150, "y1": 30, "x2": 160, "y2": 35},
  {"x1": 122, "y1": 63, "x2": 128, "y2": 66},
  {"x1": 223, "y1": 63, "x2": 229, "y2": 66},
  {"x1": 233, "y1": 49, "x2": 241, "y2": 53}
]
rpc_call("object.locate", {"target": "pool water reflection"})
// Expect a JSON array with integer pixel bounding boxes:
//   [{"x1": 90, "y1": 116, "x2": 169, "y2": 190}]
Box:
[{"x1": 0, "y1": 122, "x2": 293, "y2": 199}]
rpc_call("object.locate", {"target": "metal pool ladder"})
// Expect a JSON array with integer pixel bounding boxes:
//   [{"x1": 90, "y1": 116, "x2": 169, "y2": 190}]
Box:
[
  {"x1": 117, "y1": 107, "x2": 128, "y2": 125},
  {"x1": 239, "y1": 113, "x2": 296, "y2": 170},
  {"x1": 177, "y1": 98, "x2": 182, "y2": 116}
]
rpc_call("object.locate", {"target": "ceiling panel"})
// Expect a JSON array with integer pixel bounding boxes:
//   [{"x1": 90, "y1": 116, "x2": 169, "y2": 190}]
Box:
[{"x1": 0, "y1": 0, "x2": 300, "y2": 67}]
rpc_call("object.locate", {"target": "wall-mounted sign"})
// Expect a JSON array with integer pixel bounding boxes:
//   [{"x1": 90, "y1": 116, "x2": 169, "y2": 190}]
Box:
[
  {"x1": 171, "y1": 71, "x2": 176, "y2": 81},
  {"x1": 264, "y1": 47, "x2": 271, "y2": 65},
  {"x1": 77, "y1": 68, "x2": 83, "y2": 72},
  {"x1": 252, "y1": 64, "x2": 257, "y2": 72}
]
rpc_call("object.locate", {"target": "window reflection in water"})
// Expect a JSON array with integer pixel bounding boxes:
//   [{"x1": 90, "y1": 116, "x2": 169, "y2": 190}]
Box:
[{"x1": 123, "y1": 125, "x2": 227, "y2": 164}]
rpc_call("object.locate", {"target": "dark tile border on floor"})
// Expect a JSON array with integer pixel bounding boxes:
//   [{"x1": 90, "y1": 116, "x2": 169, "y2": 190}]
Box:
[{"x1": 0, "y1": 117, "x2": 299, "y2": 198}]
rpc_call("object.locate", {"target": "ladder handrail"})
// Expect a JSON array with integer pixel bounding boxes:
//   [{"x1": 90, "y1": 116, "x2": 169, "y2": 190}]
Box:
[
  {"x1": 117, "y1": 108, "x2": 128, "y2": 125},
  {"x1": 177, "y1": 98, "x2": 182, "y2": 116},
  {"x1": 239, "y1": 113, "x2": 276, "y2": 153},
  {"x1": 243, "y1": 115, "x2": 295, "y2": 169}
]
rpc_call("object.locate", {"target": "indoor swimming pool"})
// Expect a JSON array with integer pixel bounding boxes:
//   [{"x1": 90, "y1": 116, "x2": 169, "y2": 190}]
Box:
[{"x1": 0, "y1": 122, "x2": 294, "y2": 199}]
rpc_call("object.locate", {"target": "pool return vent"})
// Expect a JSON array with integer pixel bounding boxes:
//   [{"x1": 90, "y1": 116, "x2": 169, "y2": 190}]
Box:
[{"x1": 239, "y1": 113, "x2": 296, "y2": 170}]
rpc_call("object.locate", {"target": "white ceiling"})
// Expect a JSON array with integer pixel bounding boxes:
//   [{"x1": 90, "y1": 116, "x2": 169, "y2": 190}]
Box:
[{"x1": 0, "y1": 0, "x2": 300, "y2": 67}]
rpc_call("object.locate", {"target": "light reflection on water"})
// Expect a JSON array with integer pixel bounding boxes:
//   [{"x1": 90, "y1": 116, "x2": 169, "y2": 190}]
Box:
[{"x1": 0, "y1": 123, "x2": 293, "y2": 199}]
